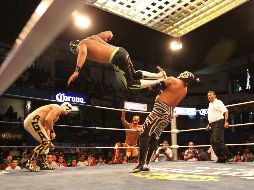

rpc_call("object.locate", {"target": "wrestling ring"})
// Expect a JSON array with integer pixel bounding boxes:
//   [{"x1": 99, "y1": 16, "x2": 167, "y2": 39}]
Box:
[{"x1": 0, "y1": 0, "x2": 254, "y2": 189}]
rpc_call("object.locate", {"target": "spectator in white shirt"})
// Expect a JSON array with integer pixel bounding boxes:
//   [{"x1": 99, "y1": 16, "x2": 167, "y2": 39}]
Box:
[
  {"x1": 153, "y1": 140, "x2": 173, "y2": 162},
  {"x1": 77, "y1": 154, "x2": 88, "y2": 166},
  {"x1": 5, "y1": 158, "x2": 21, "y2": 171},
  {"x1": 206, "y1": 91, "x2": 233, "y2": 163}
]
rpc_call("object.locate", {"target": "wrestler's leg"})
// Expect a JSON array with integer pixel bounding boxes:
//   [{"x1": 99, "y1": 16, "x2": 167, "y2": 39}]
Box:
[
  {"x1": 136, "y1": 133, "x2": 149, "y2": 165},
  {"x1": 110, "y1": 48, "x2": 165, "y2": 90},
  {"x1": 113, "y1": 142, "x2": 122, "y2": 163},
  {"x1": 130, "y1": 124, "x2": 150, "y2": 173},
  {"x1": 146, "y1": 134, "x2": 158, "y2": 165},
  {"x1": 25, "y1": 115, "x2": 51, "y2": 171}
]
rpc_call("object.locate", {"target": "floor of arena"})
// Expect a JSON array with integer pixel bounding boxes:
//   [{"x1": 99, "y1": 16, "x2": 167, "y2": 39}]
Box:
[{"x1": 1, "y1": 161, "x2": 254, "y2": 190}]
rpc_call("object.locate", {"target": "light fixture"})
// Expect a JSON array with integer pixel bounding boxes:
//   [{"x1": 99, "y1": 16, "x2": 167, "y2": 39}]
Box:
[
  {"x1": 73, "y1": 12, "x2": 91, "y2": 29},
  {"x1": 26, "y1": 101, "x2": 31, "y2": 110},
  {"x1": 170, "y1": 39, "x2": 182, "y2": 51}
]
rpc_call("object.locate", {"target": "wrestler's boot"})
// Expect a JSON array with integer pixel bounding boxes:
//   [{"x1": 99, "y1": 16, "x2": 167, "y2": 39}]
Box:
[
  {"x1": 130, "y1": 134, "x2": 149, "y2": 173},
  {"x1": 111, "y1": 50, "x2": 164, "y2": 90},
  {"x1": 26, "y1": 140, "x2": 51, "y2": 172},
  {"x1": 143, "y1": 135, "x2": 158, "y2": 171},
  {"x1": 40, "y1": 154, "x2": 55, "y2": 170}
]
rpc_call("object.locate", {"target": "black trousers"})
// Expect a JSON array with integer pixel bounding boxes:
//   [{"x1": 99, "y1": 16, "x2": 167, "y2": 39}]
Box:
[{"x1": 210, "y1": 119, "x2": 232, "y2": 160}]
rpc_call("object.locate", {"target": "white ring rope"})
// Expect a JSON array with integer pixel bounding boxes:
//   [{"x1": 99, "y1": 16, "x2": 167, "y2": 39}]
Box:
[
  {"x1": 3, "y1": 93, "x2": 150, "y2": 114},
  {"x1": 0, "y1": 146, "x2": 138, "y2": 149},
  {"x1": 1, "y1": 121, "x2": 253, "y2": 132},
  {"x1": 225, "y1": 100, "x2": 254, "y2": 108},
  {"x1": 176, "y1": 142, "x2": 254, "y2": 148},
  {"x1": 0, "y1": 121, "x2": 137, "y2": 131},
  {"x1": 163, "y1": 122, "x2": 254, "y2": 133},
  {"x1": 1, "y1": 142, "x2": 254, "y2": 149}
]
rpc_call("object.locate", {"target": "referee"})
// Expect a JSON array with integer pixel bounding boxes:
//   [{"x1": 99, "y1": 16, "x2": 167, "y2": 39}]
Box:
[{"x1": 206, "y1": 91, "x2": 233, "y2": 163}]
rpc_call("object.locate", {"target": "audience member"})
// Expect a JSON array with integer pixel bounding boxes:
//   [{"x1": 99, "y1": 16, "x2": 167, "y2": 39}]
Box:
[
  {"x1": 5, "y1": 158, "x2": 21, "y2": 171},
  {"x1": 153, "y1": 140, "x2": 173, "y2": 162},
  {"x1": 184, "y1": 141, "x2": 199, "y2": 161}
]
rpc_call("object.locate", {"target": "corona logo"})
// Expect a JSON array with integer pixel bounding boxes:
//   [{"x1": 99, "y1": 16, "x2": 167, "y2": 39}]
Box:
[{"x1": 55, "y1": 92, "x2": 86, "y2": 104}]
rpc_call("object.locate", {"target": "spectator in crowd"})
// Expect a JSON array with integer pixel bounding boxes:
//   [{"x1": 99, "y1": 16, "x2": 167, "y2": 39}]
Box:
[
  {"x1": 153, "y1": 140, "x2": 173, "y2": 162},
  {"x1": 5, "y1": 158, "x2": 21, "y2": 171},
  {"x1": 47, "y1": 154, "x2": 58, "y2": 169},
  {"x1": 9, "y1": 148, "x2": 20, "y2": 157},
  {"x1": 87, "y1": 155, "x2": 97, "y2": 166},
  {"x1": 184, "y1": 141, "x2": 199, "y2": 161},
  {"x1": 97, "y1": 156, "x2": 105, "y2": 165},
  {"x1": 77, "y1": 154, "x2": 88, "y2": 167},
  {"x1": 57, "y1": 155, "x2": 67, "y2": 168},
  {"x1": 244, "y1": 153, "x2": 254, "y2": 162},
  {"x1": 243, "y1": 148, "x2": 253, "y2": 159},
  {"x1": 69, "y1": 159, "x2": 78, "y2": 167},
  {"x1": 233, "y1": 154, "x2": 244, "y2": 162},
  {"x1": 20, "y1": 152, "x2": 29, "y2": 168},
  {"x1": 1, "y1": 155, "x2": 12, "y2": 170}
]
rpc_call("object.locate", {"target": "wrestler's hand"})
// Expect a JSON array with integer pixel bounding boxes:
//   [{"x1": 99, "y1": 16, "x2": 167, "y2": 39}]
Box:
[
  {"x1": 156, "y1": 66, "x2": 167, "y2": 79},
  {"x1": 50, "y1": 132, "x2": 56, "y2": 140},
  {"x1": 67, "y1": 72, "x2": 79, "y2": 86},
  {"x1": 137, "y1": 126, "x2": 144, "y2": 134}
]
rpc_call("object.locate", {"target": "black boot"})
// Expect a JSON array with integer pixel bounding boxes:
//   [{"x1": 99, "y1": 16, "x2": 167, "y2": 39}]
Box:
[{"x1": 130, "y1": 134, "x2": 149, "y2": 173}]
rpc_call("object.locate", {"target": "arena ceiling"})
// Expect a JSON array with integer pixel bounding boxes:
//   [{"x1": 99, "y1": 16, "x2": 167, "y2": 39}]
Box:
[{"x1": 87, "y1": 0, "x2": 249, "y2": 37}]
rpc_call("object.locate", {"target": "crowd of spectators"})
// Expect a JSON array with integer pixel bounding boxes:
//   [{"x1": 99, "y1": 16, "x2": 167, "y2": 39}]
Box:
[{"x1": 1, "y1": 140, "x2": 254, "y2": 172}]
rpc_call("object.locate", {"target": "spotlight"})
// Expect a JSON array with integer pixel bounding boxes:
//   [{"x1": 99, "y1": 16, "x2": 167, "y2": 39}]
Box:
[
  {"x1": 73, "y1": 12, "x2": 90, "y2": 29},
  {"x1": 170, "y1": 39, "x2": 182, "y2": 51}
]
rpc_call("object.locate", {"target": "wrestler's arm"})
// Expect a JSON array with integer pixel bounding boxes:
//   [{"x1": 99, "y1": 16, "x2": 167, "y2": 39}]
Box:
[
  {"x1": 75, "y1": 41, "x2": 87, "y2": 70},
  {"x1": 44, "y1": 107, "x2": 62, "y2": 139},
  {"x1": 67, "y1": 41, "x2": 87, "y2": 86},
  {"x1": 121, "y1": 110, "x2": 130, "y2": 128}
]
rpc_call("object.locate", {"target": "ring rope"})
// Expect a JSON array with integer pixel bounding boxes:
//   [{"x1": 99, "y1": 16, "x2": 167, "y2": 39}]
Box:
[
  {"x1": 3, "y1": 93, "x2": 150, "y2": 113},
  {"x1": 1, "y1": 121, "x2": 253, "y2": 132},
  {"x1": 163, "y1": 122, "x2": 254, "y2": 133},
  {"x1": 4, "y1": 93, "x2": 254, "y2": 114},
  {"x1": 0, "y1": 121, "x2": 137, "y2": 131},
  {"x1": 225, "y1": 100, "x2": 254, "y2": 108},
  {"x1": 1, "y1": 142, "x2": 254, "y2": 149},
  {"x1": 0, "y1": 146, "x2": 139, "y2": 149}
]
